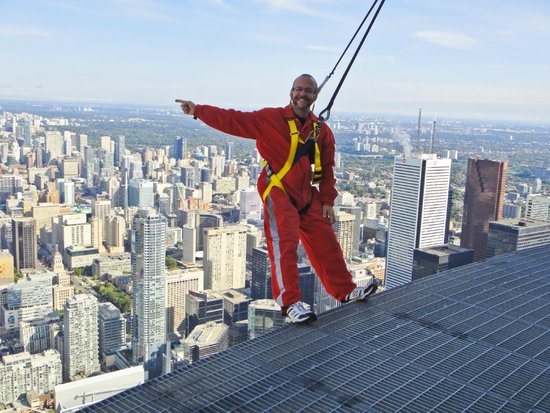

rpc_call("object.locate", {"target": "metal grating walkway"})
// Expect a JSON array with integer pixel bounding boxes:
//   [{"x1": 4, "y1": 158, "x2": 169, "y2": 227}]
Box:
[{"x1": 81, "y1": 244, "x2": 550, "y2": 412}]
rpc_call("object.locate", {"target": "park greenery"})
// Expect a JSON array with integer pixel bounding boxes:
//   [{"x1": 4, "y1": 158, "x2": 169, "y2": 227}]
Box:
[
  {"x1": 93, "y1": 282, "x2": 131, "y2": 313},
  {"x1": 73, "y1": 266, "x2": 93, "y2": 277},
  {"x1": 165, "y1": 256, "x2": 177, "y2": 270}
]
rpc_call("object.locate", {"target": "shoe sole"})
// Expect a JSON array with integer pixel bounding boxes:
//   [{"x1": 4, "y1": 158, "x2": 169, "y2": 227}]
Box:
[
  {"x1": 286, "y1": 313, "x2": 317, "y2": 324},
  {"x1": 346, "y1": 279, "x2": 381, "y2": 303}
]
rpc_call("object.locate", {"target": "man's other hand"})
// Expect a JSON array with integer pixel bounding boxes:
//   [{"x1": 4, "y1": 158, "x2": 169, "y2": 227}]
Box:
[{"x1": 322, "y1": 204, "x2": 335, "y2": 225}]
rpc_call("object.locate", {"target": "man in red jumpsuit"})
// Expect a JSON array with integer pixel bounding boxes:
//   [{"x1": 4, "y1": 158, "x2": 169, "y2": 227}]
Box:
[{"x1": 176, "y1": 74, "x2": 378, "y2": 323}]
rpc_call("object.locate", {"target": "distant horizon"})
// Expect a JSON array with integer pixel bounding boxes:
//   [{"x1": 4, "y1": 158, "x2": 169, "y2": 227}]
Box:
[{"x1": 2, "y1": 97, "x2": 549, "y2": 128}]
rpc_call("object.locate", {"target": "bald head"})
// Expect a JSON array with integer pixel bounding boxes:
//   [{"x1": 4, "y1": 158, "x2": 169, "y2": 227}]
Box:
[{"x1": 291, "y1": 74, "x2": 318, "y2": 92}]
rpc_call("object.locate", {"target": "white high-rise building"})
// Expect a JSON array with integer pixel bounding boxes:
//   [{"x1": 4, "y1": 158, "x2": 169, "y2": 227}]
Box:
[
  {"x1": 63, "y1": 294, "x2": 100, "y2": 381},
  {"x1": 92, "y1": 199, "x2": 112, "y2": 220},
  {"x1": 385, "y1": 155, "x2": 451, "y2": 289},
  {"x1": 165, "y1": 269, "x2": 204, "y2": 335},
  {"x1": 131, "y1": 208, "x2": 167, "y2": 378},
  {"x1": 44, "y1": 131, "x2": 63, "y2": 160},
  {"x1": 4, "y1": 273, "x2": 53, "y2": 331},
  {"x1": 128, "y1": 179, "x2": 154, "y2": 208},
  {"x1": 239, "y1": 187, "x2": 262, "y2": 221},
  {"x1": 0, "y1": 350, "x2": 62, "y2": 406},
  {"x1": 56, "y1": 179, "x2": 75, "y2": 206},
  {"x1": 54, "y1": 214, "x2": 92, "y2": 263},
  {"x1": 106, "y1": 215, "x2": 126, "y2": 252},
  {"x1": 333, "y1": 211, "x2": 356, "y2": 262},
  {"x1": 182, "y1": 225, "x2": 197, "y2": 263},
  {"x1": 19, "y1": 312, "x2": 60, "y2": 354},
  {"x1": 63, "y1": 131, "x2": 74, "y2": 155},
  {"x1": 100, "y1": 135, "x2": 112, "y2": 152},
  {"x1": 525, "y1": 194, "x2": 550, "y2": 222},
  {"x1": 210, "y1": 155, "x2": 225, "y2": 177},
  {"x1": 204, "y1": 225, "x2": 247, "y2": 291}
]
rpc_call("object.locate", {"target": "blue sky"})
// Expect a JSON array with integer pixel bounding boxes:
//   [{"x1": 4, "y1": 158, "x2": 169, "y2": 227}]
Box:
[{"x1": 1, "y1": 0, "x2": 549, "y2": 123}]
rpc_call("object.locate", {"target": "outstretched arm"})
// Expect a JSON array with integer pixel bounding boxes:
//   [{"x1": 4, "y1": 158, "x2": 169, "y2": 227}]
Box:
[
  {"x1": 175, "y1": 99, "x2": 196, "y2": 116},
  {"x1": 174, "y1": 99, "x2": 271, "y2": 141}
]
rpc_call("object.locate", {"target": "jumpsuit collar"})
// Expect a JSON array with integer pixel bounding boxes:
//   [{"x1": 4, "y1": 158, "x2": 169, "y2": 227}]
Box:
[{"x1": 284, "y1": 105, "x2": 319, "y2": 127}]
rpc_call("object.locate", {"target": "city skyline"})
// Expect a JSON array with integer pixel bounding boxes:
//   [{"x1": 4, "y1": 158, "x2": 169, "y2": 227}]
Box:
[{"x1": 1, "y1": 0, "x2": 550, "y2": 123}]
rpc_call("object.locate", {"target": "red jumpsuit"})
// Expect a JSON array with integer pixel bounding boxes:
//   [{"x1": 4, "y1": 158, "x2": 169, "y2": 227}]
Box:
[{"x1": 193, "y1": 104, "x2": 357, "y2": 308}]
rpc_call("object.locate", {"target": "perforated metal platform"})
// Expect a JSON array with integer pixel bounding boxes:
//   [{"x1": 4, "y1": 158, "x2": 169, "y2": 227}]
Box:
[{"x1": 81, "y1": 244, "x2": 550, "y2": 412}]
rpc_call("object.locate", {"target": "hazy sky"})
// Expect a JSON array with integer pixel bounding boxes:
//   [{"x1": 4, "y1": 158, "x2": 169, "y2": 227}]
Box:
[{"x1": 1, "y1": 0, "x2": 550, "y2": 123}]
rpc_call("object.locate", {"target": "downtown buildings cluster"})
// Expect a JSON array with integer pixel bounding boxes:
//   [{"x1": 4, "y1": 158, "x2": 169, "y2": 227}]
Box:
[
  {"x1": 0, "y1": 108, "x2": 549, "y2": 411},
  {"x1": 0, "y1": 110, "x2": 381, "y2": 411}
]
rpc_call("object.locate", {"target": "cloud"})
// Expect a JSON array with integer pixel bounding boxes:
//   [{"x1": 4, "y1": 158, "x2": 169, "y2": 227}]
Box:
[
  {"x1": 113, "y1": 0, "x2": 170, "y2": 20},
  {"x1": 260, "y1": 0, "x2": 340, "y2": 21},
  {"x1": 413, "y1": 30, "x2": 476, "y2": 50},
  {"x1": 0, "y1": 24, "x2": 53, "y2": 37}
]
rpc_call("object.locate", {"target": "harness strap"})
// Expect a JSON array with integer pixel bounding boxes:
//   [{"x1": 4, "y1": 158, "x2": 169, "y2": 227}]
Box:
[
  {"x1": 261, "y1": 119, "x2": 300, "y2": 201},
  {"x1": 261, "y1": 119, "x2": 323, "y2": 200}
]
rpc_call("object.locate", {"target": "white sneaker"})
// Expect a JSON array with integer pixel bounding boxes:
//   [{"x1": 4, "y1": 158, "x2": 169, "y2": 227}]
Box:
[
  {"x1": 285, "y1": 301, "x2": 317, "y2": 324},
  {"x1": 341, "y1": 279, "x2": 380, "y2": 303}
]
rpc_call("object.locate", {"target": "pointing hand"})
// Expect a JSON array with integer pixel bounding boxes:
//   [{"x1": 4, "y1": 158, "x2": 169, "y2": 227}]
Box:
[{"x1": 175, "y1": 99, "x2": 196, "y2": 116}]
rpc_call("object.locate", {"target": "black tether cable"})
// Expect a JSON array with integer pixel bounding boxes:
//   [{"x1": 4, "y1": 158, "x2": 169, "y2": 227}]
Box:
[
  {"x1": 318, "y1": 0, "x2": 386, "y2": 123},
  {"x1": 316, "y1": 0, "x2": 380, "y2": 93}
]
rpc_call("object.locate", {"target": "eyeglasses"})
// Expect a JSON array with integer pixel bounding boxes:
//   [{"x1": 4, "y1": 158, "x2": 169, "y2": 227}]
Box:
[{"x1": 292, "y1": 86, "x2": 317, "y2": 95}]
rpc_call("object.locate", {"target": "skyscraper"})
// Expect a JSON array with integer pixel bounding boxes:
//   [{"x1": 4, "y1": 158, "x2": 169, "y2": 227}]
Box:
[
  {"x1": 165, "y1": 269, "x2": 204, "y2": 335},
  {"x1": 247, "y1": 299, "x2": 285, "y2": 340},
  {"x1": 250, "y1": 246, "x2": 271, "y2": 300},
  {"x1": 185, "y1": 290, "x2": 224, "y2": 337},
  {"x1": 128, "y1": 179, "x2": 155, "y2": 208},
  {"x1": 63, "y1": 131, "x2": 73, "y2": 155},
  {"x1": 19, "y1": 118, "x2": 32, "y2": 147},
  {"x1": 239, "y1": 187, "x2": 262, "y2": 221},
  {"x1": 114, "y1": 135, "x2": 125, "y2": 166},
  {"x1": 486, "y1": 219, "x2": 550, "y2": 258},
  {"x1": 4, "y1": 273, "x2": 53, "y2": 331},
  {"x1": 57, "y1": 180, "x2": 75, "y2": 205},
  {"x1": 98, "y1": 302, "x2": 126, "y2": 360},
  {"x1": 197, "y1": 213, "x2": 223, "y2": 251},
  {"x1": 12, "y1": 217, "x2": 37, "y2": 271},
  {"x1": 83, "y1": 146, "x2": 96, "y2": 186},
  {"x1": 76, "y1": 133, "x2": 88, "y2": 153},
  {"x1": 461, "y1": 158, "x2": 507, "y2": 261},
  {"x1": 0, "y1": 350, "x2": 62, "y2": 406},
  {"x1": 63, "y1": 294, "x2": 100, "y2": 381},
  {"x1": 203, "y1": 225, "x2": 247, "y2": 291},
  {"x1": 385, "y1": 155, "x2": 451, "y2": 289},
  {"x1": 333, "y1": 211, "x2": 356, "y2": 262},
  {"x1": 338, "y1": 206, "x2": 363, "y2": 256},
  {"x1": 225, "y1": 141, "x2": 234, "y2": 161},
  {"x1": 131, "y1": 208, "x2": 167, "y2": 378},
  {"x1": 45, "y1": 132, "x2": 64, "y2": 161},
  {"x1": 412, "y1": 245, "x2": 474, "y2": 280},
  {"x1": 525, "y1": 194, "x2": 550, "y2": 222},
  {"x1": 174, "y1": 136, "x2": 186, "y2": 161}
]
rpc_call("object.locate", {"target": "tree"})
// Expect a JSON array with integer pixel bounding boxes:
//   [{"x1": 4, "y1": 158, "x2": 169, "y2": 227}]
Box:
[{"x1": 165, "y1": 256, "x2": 177, "y2": 269}]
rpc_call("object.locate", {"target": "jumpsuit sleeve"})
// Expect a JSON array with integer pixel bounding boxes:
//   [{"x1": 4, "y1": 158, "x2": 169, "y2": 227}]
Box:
[
  {"x1": 194, "y1": 104, "x2": 266, "y2": 141},
  {"x1": 318, "y1": 125, "x2": 338, "y2": 206}
]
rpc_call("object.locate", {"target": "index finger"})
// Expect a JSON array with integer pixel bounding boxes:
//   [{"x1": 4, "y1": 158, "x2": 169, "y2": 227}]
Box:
[{"x1": 175, "y1": 99, "x2": 186, "y2": 103}]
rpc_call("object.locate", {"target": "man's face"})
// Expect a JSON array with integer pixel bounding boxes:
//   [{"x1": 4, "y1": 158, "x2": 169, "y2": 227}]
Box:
[{"x1": 290, "y1": 76, "x2": 318, "y2": 112}]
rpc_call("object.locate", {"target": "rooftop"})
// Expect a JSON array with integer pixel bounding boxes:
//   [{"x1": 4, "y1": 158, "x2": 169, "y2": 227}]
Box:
[
  {"x1": 491, "y1": 219, "x2": 550, "y2": 229},
  {"x1": 82, "y1": 244, "x2": 550, "y2": 413},
  {"x1": 420, "y1": 244, "x2": 473, "y2": 257}
]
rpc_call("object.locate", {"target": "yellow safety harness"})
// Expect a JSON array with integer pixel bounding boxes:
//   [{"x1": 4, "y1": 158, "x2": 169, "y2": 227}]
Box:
[{"x1": 262, "y1": 119, "x2": 322, "y2": 201}]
